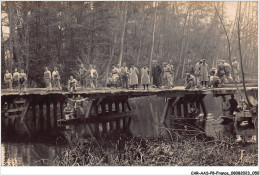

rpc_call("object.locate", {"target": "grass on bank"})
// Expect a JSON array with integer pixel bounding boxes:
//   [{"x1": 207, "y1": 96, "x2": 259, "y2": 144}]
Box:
[{"x1": 53, "y1": 126, "x2": 258, "y2": 166}]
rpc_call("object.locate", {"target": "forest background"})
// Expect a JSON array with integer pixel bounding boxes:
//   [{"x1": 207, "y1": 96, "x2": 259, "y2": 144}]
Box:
[{"x1": 1, "y1": 1, "x2": 258, "y2": 87}]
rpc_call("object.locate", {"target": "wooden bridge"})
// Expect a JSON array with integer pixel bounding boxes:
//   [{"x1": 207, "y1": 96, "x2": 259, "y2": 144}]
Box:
[{"x1": 1, "y1": 85, "x2": 258, "y2": 135}]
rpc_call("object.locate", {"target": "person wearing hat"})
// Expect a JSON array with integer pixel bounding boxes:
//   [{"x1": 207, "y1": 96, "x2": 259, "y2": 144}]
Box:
[
  {"x1": 151, "y1": 60, "x2": 162, "y2": 88},
  {"x1": 194, "y1": 59, "x2": 202, "y2": 87},
  {"x1": 200, "y1": 59, "x2": 209, "y2": 87},
  {"x1": 185, "y1": 73, "x2": 196, "y2": 89},
  {"x1": 78, "y1": 64, "x2": 87, "y2": 88},
  {"x1": 163, "y1": 62, "x2": 173, "y2": 88},
  {"x1": 185, "y1": 59, "x2": 195, "y2": 75},
  {"x1": 232, "y1": 57, "x2": 240, "y2": 83}
]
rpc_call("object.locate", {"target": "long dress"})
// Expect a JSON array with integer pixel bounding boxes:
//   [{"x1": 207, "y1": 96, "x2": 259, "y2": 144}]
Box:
[
  {"x1": 141, "y1": 68, "x2": 150, "y2": 85},
  {"x1": 129, "y1": 67, "x2": 139, "y2": 85},
  {"x1": 200, "y1": 63, "x2": 209, "y2": 82}
]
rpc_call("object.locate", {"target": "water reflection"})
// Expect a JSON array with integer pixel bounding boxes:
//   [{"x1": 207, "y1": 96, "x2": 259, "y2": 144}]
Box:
[{"x1": 1, "y1": 95, "x2": 257, "y2": 166}]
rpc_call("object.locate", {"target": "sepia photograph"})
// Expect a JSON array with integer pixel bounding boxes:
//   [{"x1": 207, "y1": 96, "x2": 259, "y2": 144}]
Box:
[{"x1": 0, "y1": 0, "x2": 258, "y2": 174}]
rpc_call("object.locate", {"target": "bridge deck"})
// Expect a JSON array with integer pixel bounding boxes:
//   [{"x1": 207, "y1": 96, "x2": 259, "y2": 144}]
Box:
[{"x1": 1, "y1": 86, "x2": 258, "y2": 98}]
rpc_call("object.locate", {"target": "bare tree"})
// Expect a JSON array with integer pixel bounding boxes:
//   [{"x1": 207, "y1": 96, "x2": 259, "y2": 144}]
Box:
[{"x1": 118, "y1": 3, "x2": 127, "y2": 67}]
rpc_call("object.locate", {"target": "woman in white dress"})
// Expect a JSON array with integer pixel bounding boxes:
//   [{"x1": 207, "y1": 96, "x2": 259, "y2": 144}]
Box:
[
  {"x1": 141, "y1": 65, "x2": 150, "y2": 90},
  {"x1": 129, "y1": 64, "x2": 139, "y2": 89}
]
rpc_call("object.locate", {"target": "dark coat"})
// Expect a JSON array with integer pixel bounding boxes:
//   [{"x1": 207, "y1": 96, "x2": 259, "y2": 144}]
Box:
[{"x1": 152, "y1": 64, "x2": 162, "y2": 87}]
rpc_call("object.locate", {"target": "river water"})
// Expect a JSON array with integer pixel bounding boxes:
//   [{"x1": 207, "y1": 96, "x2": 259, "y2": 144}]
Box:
[{"x1": 1, "y1": 95, "x2": 257, "y2": 166}]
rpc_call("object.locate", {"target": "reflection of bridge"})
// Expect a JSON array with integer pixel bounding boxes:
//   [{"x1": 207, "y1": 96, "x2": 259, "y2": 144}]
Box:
[{"x1": 1, "y1": 86, "x2": 258, "y2": 134}]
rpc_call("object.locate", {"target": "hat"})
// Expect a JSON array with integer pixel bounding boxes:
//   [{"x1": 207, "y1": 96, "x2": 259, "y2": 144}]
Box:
[
  {"x1": 202, "y1": 59, "x2": 206, "y2": 61},
  {"x1": 163, "y1": 62, "x2": 167, "y2": 65},
  {"x1": 199, "y1": 60, "x2": 203, "y2": 63}
]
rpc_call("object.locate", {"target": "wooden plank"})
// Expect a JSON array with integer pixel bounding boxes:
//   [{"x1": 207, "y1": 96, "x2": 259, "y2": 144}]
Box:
[
  {"x1": 58, "y1": 111, "x2": 137, "y2": 125},
  {"x1": 14, "y1": 100, "x2": 26, "y2": 104},
  {"x1": 7, "y1": 108, "x2": 24, "y2": 113},
  {"x1": 5, "y1": 115, "x2": 20, "y2": 119}
]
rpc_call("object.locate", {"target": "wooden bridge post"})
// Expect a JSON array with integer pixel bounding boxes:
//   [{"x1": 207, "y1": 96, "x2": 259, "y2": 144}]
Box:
[
  {"x1": 115, "y1": 100, "x2": 120, "y2": 130},
  {"x1": 93, "y1": 101, "x2": 100, "y2": 136},
  {"x1": 195, "y1": 101, "x2": 201, "y2": 114},
  {"x1": 183, "y1": 99, "x2": 188, "y2": 118},
  {"x1": 39, "y1": 102, "x2": 44, "y2": 132},
  {"x1": 108, "y1": 101, "x2": 114, "y2": 131},
  {"x1": 101, "y1": 102, "x2": 107, "y2": 133},
  {"x1": 32, "y1": 99, "x2": 37, "y2": 126},
  {"x1": 46, "y1": 98, "x2": 51, "y2": 131},
  {"x1": 176, "y1": 103, "x2": 182, "y2": 118},
  {"x1": 200, "y1": 100, "x2": 207, "y2": 117},
  {"x1": 121, "y1": 100, "x2": 127, "y2": 129},
  {"x1": 60, "y1": 100, "x2": 64, "y2": 119},
  {"x1": 53, "y1": 99, "x2": 58, "y2": 129}
]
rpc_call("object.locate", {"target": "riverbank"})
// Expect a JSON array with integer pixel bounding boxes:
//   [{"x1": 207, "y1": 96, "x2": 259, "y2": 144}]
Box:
[{"x1": 54, "y1": 129, "x2": 257, "y2": 166}]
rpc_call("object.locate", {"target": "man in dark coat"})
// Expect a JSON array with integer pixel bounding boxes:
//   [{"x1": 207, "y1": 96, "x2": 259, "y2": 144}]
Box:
[
  {"x1": 151, "y1": 60, "x2": 162, "y2": 88},
  {"x1": 229, "y1": 94, "x2": 240, "y2": 115}
]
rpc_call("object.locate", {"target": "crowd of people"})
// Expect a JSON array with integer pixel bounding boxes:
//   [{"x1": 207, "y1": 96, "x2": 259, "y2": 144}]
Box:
[
  {"x1": 3, "y1": 57, "x2": 240, "y2": 92},
  {"x1": 184, "y1": 57, "x2": 240, "y2": 89},
  {"x1": 107, "y1": 60, "x2": 175, "y2": 90},
  {"x1": 3, "y1": 68, "x2": 27, "y2": 92}
]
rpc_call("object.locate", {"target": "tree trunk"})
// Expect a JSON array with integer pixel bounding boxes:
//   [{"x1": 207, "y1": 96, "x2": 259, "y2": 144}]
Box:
[
  {"x1": 174, "y1": 4, "x2": 191, "y2": 80},
  {"x1": 181, "y1": 12, "x2": 191, "y2": 79},
  {"x1": 136, "y1": 7, "x2": 145, "y2": 66},
  {"x1": 118, "y1": 3, "x2": 127, "y2": 67},
  {"x1": 237, "y1": 2, "x2": 252, "y2": 107},
  {"x1": 149, "y1": 4, "x2": 157, "y2": 72},
  {"x1": 104, "y1": 34, "x2": 117, "y2": 85}
]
